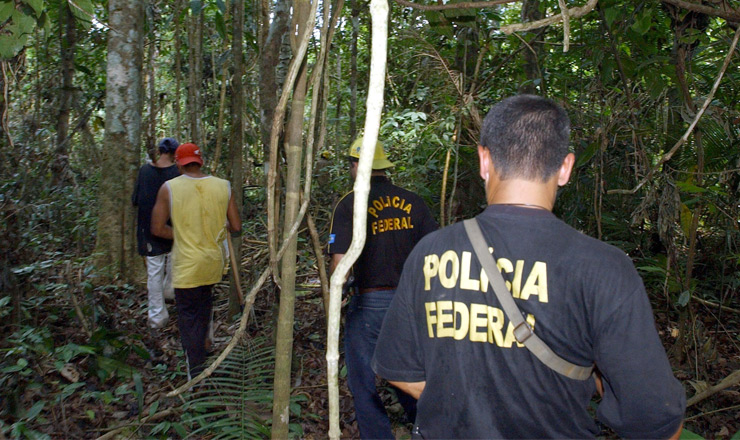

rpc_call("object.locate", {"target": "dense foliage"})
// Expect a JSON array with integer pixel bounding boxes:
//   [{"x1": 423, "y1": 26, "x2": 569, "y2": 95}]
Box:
[{"x1": 1, "y1": 0, "x2": 739, "y2": 437}]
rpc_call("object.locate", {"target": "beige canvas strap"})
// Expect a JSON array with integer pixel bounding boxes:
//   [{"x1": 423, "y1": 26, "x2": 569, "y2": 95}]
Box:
[{"x1": 463, "y1": 219, "x2": 594, "y2": 381}]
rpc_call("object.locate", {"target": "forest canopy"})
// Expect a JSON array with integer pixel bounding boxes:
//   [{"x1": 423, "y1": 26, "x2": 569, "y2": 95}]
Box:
[{"x1": 1, "y1": 0, "x2": 739, "y2": 438}]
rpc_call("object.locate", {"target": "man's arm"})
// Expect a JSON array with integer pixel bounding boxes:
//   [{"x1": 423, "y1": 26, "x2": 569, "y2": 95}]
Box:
[
  {"x1": 389, "y1": 380, "x2": 426, "y2": 400},
  {"x1": 226, "y1": 193, "x2": 241, "y2": 233},
  {"x1": 329, "y1": 253, "x2": 344, "y2": 275},
  {"x1": 151, "y1": 184, "x2": 172, "y2": 239}
]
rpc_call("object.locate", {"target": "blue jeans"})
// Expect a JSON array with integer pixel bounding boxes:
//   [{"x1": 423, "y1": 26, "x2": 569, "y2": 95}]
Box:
[{"x1": 345, "y1": 290, "x2": 417, "y2": 439}]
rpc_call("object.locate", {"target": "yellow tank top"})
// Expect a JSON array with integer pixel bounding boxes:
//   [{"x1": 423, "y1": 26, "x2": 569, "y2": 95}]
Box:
[{"x1": 167, "y1": 175, "x2": 230, "y2": 288}]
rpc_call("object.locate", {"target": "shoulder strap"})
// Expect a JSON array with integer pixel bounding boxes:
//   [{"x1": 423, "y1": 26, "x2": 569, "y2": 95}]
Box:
[{"x1": 463, "y1": 218, "x2": 594, "y2": 381}]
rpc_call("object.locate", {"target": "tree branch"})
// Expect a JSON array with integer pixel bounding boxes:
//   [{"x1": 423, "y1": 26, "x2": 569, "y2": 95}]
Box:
[
  {"x1": 608, "y1": 26, "x2": 740, "y2": 195},
  {"x1": 500, "y1": 0, "x2": 598, "y2": 34},
  {"x1": 393, "y1": 0, "x2": 519, "y2": 11},
  {"x1": 661, "y1": 0, "x2": 740, "y2": 22},
  {"x1": 687, "y1": 370, "x2": 740, "y2": 407}
]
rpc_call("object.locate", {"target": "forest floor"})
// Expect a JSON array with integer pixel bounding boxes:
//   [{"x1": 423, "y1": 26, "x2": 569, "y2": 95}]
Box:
[{"x1": 6, "y1": 261, "x2": 739, "y2": 439}]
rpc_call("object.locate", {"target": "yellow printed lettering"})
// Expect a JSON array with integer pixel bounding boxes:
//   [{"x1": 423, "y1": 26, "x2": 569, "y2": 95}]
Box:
[
  {"x1": 438, "y1": 250, "x2": 460, "y2": 289},
  {"x1": 497, "y1": 257, "x2": 514, "y2": 294},
  {"x1": 487, "y1": 306, "x2": 505, "y2": 346},
  {"x1": 368, "y1": 207, "x2": 378, "y2": 218},
  {"x1": 403, "y1": 204, "x2": 412, "y2": 214},
  {"x1": 512, "y1": 260, "x2": 524, "y2": 299},
  {"x1": 436, "y1": 301, "x2": 454, "y2": 338},
  {"x1": 392, "y1": 196, "x2": 400, "y2": 208},
  {"x1": 469, "y1": 303, "x2": 488, "y2": 342},
  {"x1": 521, "y1": 261, "x2": 548, "y2": 303},
  {"x1": 373, "y1": 200, "x2": 383, "y2": 211},
  {"x1": 460, "y1": 251, "x2": 480, "y2": 291},
  {"x1": 423, "y1": 254, "x2": 440, "y2": 290},
  {"x1": 425, "y1": 302, "x2": 437, "y2": 337},
  {"x1": 453, "y1": 301, "x2": 469, "y2": 340}
]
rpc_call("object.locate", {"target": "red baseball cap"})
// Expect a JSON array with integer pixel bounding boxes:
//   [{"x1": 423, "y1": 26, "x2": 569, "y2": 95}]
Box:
[{"x1": 175, "y1": 143, "x2": 203, "y2": 166}]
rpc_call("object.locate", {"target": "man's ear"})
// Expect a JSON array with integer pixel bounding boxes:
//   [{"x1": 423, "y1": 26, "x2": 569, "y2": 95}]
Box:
[
  {"x1": 557, "y1": 153, "x2": 575, "y2": 187},
  {"x1": 478, "y1": 145, "x2": 491, "y2": 181}
]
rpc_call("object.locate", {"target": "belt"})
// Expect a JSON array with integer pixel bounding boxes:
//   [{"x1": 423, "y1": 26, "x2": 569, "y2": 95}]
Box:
[{"x1": 359, "y1": 286, "x2": 395, "y2": 294}]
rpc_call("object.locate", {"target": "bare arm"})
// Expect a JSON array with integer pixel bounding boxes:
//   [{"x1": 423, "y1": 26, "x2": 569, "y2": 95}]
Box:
[
  {"x1": 151, "y1": 184, "x2": 172, "y2": 239},
  {"x1": 226, "y1": 193, "x2": 241, "y2": 233},
  {"x1": 329, "y1": 253, "x2": 344, "y2": 275},
  {"x1": 668, "y1": 422, "x2": 683, "y2": 440},
  {"x1": 389, "y1": 380, "x2": 426, "y2": 400}
]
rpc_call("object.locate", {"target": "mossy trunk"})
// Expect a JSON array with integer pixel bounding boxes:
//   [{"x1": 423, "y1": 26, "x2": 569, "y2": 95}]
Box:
[{"x1": 94, "y1": 0, "x2": 145, "y2": 283}]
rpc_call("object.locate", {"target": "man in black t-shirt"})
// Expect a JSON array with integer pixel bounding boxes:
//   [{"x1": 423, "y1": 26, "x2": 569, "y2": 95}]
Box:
[
  {"x1": 132, "y1": 138, "x2": 180, "y2": 329},
  {"x1": 372, "y1": 95, "x2": 686, "y2": 439},
  {"x1": 328, "y1": 137, "x2": 438, "y2": 439}
]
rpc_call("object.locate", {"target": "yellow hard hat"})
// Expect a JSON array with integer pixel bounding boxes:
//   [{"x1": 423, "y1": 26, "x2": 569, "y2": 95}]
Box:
[{"x1": 348, "y1": 137, "x2": 394, "y2": 170}]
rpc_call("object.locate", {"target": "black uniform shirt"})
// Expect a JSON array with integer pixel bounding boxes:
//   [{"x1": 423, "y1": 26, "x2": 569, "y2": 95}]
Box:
[
  {"x1": 132, "y1": 163, "x2": 180, "y2": 256},
  {"x1": 328, "y1": 175, "x2": 438, "y2": 289},
  {"x1": 373, "y1": 205, "x2": 686, "y2": 439}
]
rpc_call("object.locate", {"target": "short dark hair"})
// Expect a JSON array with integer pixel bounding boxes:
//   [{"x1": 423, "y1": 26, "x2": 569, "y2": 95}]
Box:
[{"x1": 479, "y1": 95, "x2": 570, "y2": 182}]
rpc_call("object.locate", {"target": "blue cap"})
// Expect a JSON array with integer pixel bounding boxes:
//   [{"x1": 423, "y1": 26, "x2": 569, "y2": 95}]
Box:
[{"x1": 158, "y1": 137, "x2": 179, "y2": 154}]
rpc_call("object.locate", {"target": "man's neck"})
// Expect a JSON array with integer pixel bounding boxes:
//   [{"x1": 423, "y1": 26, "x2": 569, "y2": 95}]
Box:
[
  {"x1": 182, "y1": 166, "x2": 207, "y2": 178},
  {"x1": 486, "y1": 178, "x2": 558, "y2": 211},
  {"x1": 154, "y1": 154, "x2": 175, "y2": 168}
]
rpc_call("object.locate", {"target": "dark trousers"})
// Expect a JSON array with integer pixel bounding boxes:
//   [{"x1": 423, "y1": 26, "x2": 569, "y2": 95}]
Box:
[
  {"x1": 175, "y1": 285, "x2": 214, "y2": 379},
  {"x1": 345, "y1": 290, "x2": 417, "y2": 439}
]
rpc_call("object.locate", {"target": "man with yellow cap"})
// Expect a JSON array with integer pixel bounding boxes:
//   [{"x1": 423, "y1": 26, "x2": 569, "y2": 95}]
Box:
[{"x1": 328, "y1": 137, "x2": 438, "y2": 439}]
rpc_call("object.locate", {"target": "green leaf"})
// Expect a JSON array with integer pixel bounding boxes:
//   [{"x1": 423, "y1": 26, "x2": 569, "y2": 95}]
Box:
[
  {"x1": 631, "y1": 9, "x2": 652, "y2": 35},
  {"x1": 24, "y1": 401, "x2": 45, "y2": 421},
  {"x1": 68, "y1": 0, "x2": 93, "y2": 27},
  {"x1": 680, "y1": 204, "x2": 693, "y2": 237},
  {"x1": 215, "y1": 12, "x2": 226, "y2": 40},
  {"x1": 679, "y1": 427, "x2": 705, "y2": 439},
  {"x1": 677, "y1": 290, "x2": 691, "y2": 307},
  {"x1": 603, "y1": 7, "x2": 618, "y2": 28},
  {"x1": 22, "y1": 0, "x2": 44, "y2": 17},
  {"x1": 676, "y1": 181, "x2": 707, "y2": 194},
  {"x1": 730, "y1": 428, "x2": 740, "y2": 440},
  {"x1": 190, "y1": 0, "x2": 202, "y2": 15},
  {"x1": 148, "y1": 400, "x2": 159, "y2": 417},
  {"x1": 173, "y1": 422, "x2": 188, "y2": 437},
  {"x1": 133, "y1": 372, "x2": 144, "y2": 414},
  {"x1": 61, "y1": 382, "x2": 86, "y2": 400},
  {"x1": 0, "y1": 1, "x2": 14, "y2": 23},
  {"x1": 576, "y1": 141, "x2": 599, "y2": 168}
]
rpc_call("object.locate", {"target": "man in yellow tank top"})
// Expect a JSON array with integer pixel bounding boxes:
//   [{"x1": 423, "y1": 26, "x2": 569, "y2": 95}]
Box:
[{"x1": 151, "y1": 142, "x2": 241, "y2": 378}]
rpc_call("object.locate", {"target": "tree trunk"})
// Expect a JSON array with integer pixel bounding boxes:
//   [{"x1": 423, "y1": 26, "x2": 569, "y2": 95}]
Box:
[
  {"x1": 187, "y1": 6, "x2": 204, "y2": 145},
  {"x1": 349, "y1": 0, "x2": 359, "y2": 141},
  {"x1": 259, "y1": 0, "x2": 291, "y2": 165},
  {"x1": 52, "y1": 0, "x2": 76, "y2": 186},
  {"x1": 229, "y1": 0, "x2": 244, "y2": 318},
  {"x1": 271, "y1": 0, "x2": 309, "y2": 428},
  {"x1": 519, "y1": 0, "x2": 545, "y2": 95},
  {"x1": 145, "y1": 8, "x2": 157, "y2": 162},
  {"x1": 94, "y1": 0, "x2": 145, "y2": 283},
  {"x1": 174, "y1": 0, "x2": 183, "y2": 137}
]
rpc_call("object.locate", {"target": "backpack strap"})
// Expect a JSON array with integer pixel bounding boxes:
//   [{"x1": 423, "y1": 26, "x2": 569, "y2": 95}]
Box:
[{"x1": 463, "y1": 218, "x2": 594, "y2": 381}]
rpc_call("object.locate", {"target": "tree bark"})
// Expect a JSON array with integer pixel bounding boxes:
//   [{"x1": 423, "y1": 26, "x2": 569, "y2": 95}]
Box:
[
  {"x1": 187, "y1": 6, "x2": 204, "y2": 145},
  {"x1": 174, "y1": 0, "x2": 183, "y2": 137},
  {"x1": 519, "y1": 0, "x2": 545, "y2": 95},
  {"x1": 349, "y1": 0, "x2": 360, "y2": 141},
  {"x1": 259, "y1": 0, "x2": 291, "y2": 165},
  {"x1": 228, "y1": 0, "x2": 244, "y2": 318},
  {"x1": 328, "y1": 0, "x2": 388, "y2": 436},
  {"x1": 94, "y1": 0, "x2": 145, "y2": 282},
  {"x1": 145, "y1": 7, "x2": 157, "y2": 162},
  {"x1": 52, "y1": 0, "x2": 76, "y2": 186}
]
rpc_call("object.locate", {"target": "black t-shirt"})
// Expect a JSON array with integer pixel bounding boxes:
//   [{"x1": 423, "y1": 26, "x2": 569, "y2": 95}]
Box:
[
  {"x1": 373, "y1": 205, "x2": 685, "y2": 439},
  {"x1": 328, "y1": 176, "x2": 438, "y2": 289},
  {"x1": 132, "y1": 163, "x2": 180, "y2": 256}
]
